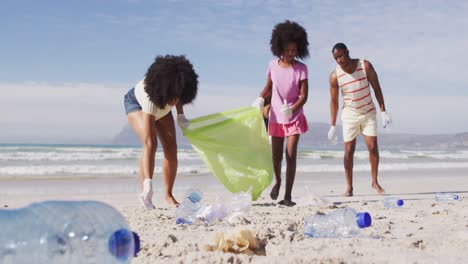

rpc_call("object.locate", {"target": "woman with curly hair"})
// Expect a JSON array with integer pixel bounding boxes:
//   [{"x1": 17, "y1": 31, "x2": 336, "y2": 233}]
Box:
[
  {"x1": 252, "y1": 20, "x2": 309, "y2": 206},
  {"x1": 124, "y1": 55, "x2": 198, "y2": 209}
]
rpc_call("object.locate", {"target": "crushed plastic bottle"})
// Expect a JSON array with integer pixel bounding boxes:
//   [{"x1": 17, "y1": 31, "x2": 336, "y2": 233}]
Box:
[
  {"x1": 304, "y1": 208, "x2": 372, "y2": 238},
  {"x1": 196, "y1": 204, "x2": 228, "y2": 224},
  {"x1": 175, "y1": 189, "x2": 203, "y2": 224},
  {"x1": 175, "y1": 188, "x2": 253, "y2": 225},
  {"x1": 0, "y1": 200, "x2": 140, "y2": 264},
  {"x1": 435, "y1": 192, "x2": 459, "y2": 202},
  {"x1": 225, "y1": 188, "x2": 252, "y2": 224},
  {"x1": 383, "y1": 197, "x2": 404, "y2": 208}
]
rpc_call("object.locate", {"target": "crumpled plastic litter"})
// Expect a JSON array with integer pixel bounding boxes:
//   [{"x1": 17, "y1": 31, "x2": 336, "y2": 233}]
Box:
[{"x1": 204, "y1": 229, "x2": 259, "y2": 255}]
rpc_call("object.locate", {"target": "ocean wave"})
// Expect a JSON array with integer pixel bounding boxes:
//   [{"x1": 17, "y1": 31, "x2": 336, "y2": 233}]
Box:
[
  {"x1": 0, "y1": 162, "x2": 466, "y2": 177},
  {"x1": 298, "y1": 150, "x2": 468, "y2": 160},
  {"x1": 0, "y1": 150, "x2": 201, "y2": 161},
  {"x1": 1, "y1": 146, "x2": 467, "y2": 162},
  {"x1": 0, "y1": 164, "x2": 210, "y2": 177},
  {"x1": 296, "y1": 162, "x2": 468, "y2": 172}
]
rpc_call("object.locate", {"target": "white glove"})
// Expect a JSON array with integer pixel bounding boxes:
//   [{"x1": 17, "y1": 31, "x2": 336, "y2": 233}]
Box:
[
  {"x1": 327, "y1": 126, "x2": 336, "y2": 141},
  {"x1": 381, "y1": 111, "x2": 392, "y2": 128},
  {"x1": 177, "y1": 114, "x2": 190, "y2": 129},
  {"x1": 327, "y1": 125, "x2": 338, "y2": 145},
  {"x1": 280, "y1": 99, "x2": 292, "y2": 118},
  {"x1": 251, "y1": 97, "x2": 264, "y2": 108}
]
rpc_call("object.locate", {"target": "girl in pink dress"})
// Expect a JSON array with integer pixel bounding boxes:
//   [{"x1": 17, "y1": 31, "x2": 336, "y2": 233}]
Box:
[{"x1": 252, "y1": 20, "x2": 309, "y2": 206}]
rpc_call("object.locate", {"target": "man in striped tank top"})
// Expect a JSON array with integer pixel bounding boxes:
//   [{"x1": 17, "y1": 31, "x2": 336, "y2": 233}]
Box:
[{"x1": 328, "y1": 43, "x2": 391, "y2": 197}]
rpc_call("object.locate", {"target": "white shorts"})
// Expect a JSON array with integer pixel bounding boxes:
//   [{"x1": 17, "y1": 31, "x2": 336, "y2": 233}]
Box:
[{"x1": 341, "y1": 108, "x2": 377, "y2": 142}]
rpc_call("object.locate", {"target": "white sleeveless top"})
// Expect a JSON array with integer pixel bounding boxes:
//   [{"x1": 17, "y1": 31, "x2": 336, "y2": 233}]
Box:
[
  {"x1": 134, "y1": 80, "x2": 173, "y2": 120},
  {"x1": 336, "y1": 59, "x2": 375, "y2": 115}
]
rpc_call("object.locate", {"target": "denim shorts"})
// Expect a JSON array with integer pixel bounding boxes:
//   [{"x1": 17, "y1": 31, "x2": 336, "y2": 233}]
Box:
[{"x1": 124, "y1": 88, "x2": 142, "y2": 115}]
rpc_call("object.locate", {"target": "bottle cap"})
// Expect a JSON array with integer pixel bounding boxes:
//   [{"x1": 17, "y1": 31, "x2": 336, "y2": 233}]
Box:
[
  {"x1": 132, "y1": 232, "x2": 141, "y2": 256},
  {"x1": 454, "y1": 195, "x2": 459, "y2": 200},
  {"x1": 108, "y1": 228, "x2": 139, "y2": 260},
  {"x1": 397, "y1": 199, "x2": 404, "y2": 206},
  {"x1": 187, "y1": 191, "x2": 202, "y2": 203},
  {"x1": 176, "y1": 217, "x2": 192, "y2": 225},
  {"x1": 356, "y1": 212, "x2": 372, "y2": 228}
]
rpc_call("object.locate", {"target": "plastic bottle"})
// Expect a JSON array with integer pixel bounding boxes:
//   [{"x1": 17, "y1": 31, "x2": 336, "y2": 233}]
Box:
[
  {"x1": 435, "y1": 192, "x2": 459, "y2": 201},
  {"x1": 303, "y1": 208, "x2": 372, "y2": 238},
  {"x1": 196, "y1": 204, "x2": 228, "y2": 224},
  {"x1": 329, "y1": 135, "x2": 338, "y2": 145},
  {"x1": 225, "y1": 188, "x2": 252, "y2": 223},
  {"x1": 383, "y1": 197, "x2": 404, "y2": 208},
  {"x1": 175, "y1": 189, "x2": 203, "y2": 224},
  {"x1": 0, "y1": 201, "x2": 140, "y2": 264}
]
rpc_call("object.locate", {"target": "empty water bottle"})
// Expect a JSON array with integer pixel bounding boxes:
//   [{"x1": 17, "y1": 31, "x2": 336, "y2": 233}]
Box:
[
  {"x1": 303, "y1": 208, "x2": 372, "y2": 238},
  {"x1": 435, "y1": 192, "x2": 459, "y2": 201},
  {"x1": 383, "y1": 197, "x2": 404, "y2": 208},
  {"x1": 225, "y1": 188, "x2": 252, "y2": 223},
  {"x1": 0, "y1": 201, "x2": 140, "y2": 264},
  {"x1": 176, "y1": 189, "x2": 203, "y2": 224},
  {"x1": 196, "y1": 204, "x2": 228, "y2": 224}
]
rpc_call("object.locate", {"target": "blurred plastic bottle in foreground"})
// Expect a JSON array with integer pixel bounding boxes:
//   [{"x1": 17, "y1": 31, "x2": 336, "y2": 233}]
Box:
[
  {"x1": 303, "y1": 208, "x2": 372, "y2": 238},
  {"x1": 435, "y1": 192, "x2": 459, "y2": 202},
  {"x1": 176, "y1": 189, "x2": 203, "y2": 224},
  {"x1": 383, "y1": 197, "x2": 404, "y2": 208},
  {"x1": 0, "y1": 201, "x2": 140, "y2": 264}
]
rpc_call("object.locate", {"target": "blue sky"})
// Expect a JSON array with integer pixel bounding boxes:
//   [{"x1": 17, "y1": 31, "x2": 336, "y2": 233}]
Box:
[{"x1": 1, "y1": 0, "x2": 467, "y2": 143}]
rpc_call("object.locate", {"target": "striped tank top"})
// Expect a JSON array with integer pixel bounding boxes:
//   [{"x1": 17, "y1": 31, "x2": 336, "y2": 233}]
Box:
[{"x1": 336, "y1": 59, "x2": 375, "y2": 114}]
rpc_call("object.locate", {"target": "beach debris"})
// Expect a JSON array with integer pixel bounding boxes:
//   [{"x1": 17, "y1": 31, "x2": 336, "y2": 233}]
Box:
[
  {"x1": 304, "y1": 208, "x2": 372, "y2": 238},
  {"x1": 435, "y1": 192, "x2": 459, "y2": 202},
  {"x1": 176, "y1": 188, "x2": 252, "y2": 225},
  {"x1": 412, "y1": 240, "x2": 426, "y2": 249},
  {"x1": 204, "y1": 229, "x2": 259, "y2": 255}
]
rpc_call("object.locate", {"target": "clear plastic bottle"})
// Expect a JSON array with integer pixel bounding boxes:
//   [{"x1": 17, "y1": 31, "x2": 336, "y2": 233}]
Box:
[
  {"x1": 435, "y1": 192, "x2": 459, "y2": 201},
  {"x1": 383, "y1": 197, "x2": 404, "y2": 208},
  {"x1": 303, "y1": 208, "x2": 371, "y2": 238},
  {"x1": 225, "y1": 188, "x2": 252, "y2": 223},
  {"x1": 175, "y1": 189, "x2": 203, "y2": 224},
  {"x1": 0, "y1": 201, "x2": 140, "y2": 264}
]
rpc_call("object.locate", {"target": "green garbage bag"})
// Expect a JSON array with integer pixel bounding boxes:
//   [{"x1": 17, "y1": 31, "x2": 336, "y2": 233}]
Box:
[{"x1": 183, "y1": 106, "x2": 273, "y2": 201}]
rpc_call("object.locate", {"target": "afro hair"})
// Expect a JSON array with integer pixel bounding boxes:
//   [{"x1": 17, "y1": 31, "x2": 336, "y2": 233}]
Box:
[
  {"x1": 270, "y1": 20, "x2": 309, "y2": 59},
  {"x1": 144, "y1": 55, "x2": 198, "y2": 109}
]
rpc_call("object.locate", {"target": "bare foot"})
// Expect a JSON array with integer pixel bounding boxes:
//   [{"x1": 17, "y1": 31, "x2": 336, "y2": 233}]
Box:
[
  {"x1": 165, "y1": 195, "x2": 180, "y2": 208},
  {"x1": 278, "y1": 199, "x2": 296, "y2": 207},
  {"x1": 270, "y1": 182, "x2": 281, "y2": 200},
  {"x1": 343, "y1": 189, "x2": 353, "y2": 197},
  {"x1": 372, "y1": 183, "x2": 386, "y2": 195}
]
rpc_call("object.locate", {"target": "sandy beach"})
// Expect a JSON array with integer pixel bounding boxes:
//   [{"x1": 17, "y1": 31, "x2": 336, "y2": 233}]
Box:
[{"x1": 2, "y1": 168, "x2": 468, "y2": 263}]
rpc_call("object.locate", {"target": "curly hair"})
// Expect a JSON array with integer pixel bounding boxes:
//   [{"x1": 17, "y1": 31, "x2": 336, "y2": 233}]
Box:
[
  {"x1": 144, "y1": 55, "x2": 198, "y2": 109},
  {"x1": 270, "y1": 20, "x2": 309, "y2": 59}
]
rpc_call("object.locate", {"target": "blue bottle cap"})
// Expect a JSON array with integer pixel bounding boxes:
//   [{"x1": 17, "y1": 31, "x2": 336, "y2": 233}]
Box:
[
  {"x1": 108, "y1": 228, "x2": 139, "y2": 260},
  {"x1": 454, "y1": 195, "x2": 459, "y2": 200},
  {"x1": 132, "y1": 232, "x2": 141, "y2": 256},
  {"x1": 187, "y1": 192, "x2": 202, "y2": 203},
  {"x1": 356, "y1": 212, "x2": 372, "y2": 228},
  {"x1": 397, "y1": 199, "x2": 404, "y2": 206},
  {"x1": 176, "y1": 217, "x2": 192, "y2": 225}
]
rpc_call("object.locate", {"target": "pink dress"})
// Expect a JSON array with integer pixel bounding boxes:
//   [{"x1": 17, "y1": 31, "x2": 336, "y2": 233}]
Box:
[{"x1": 267, "y1": 59, "x2": 309, "y2": 137}]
